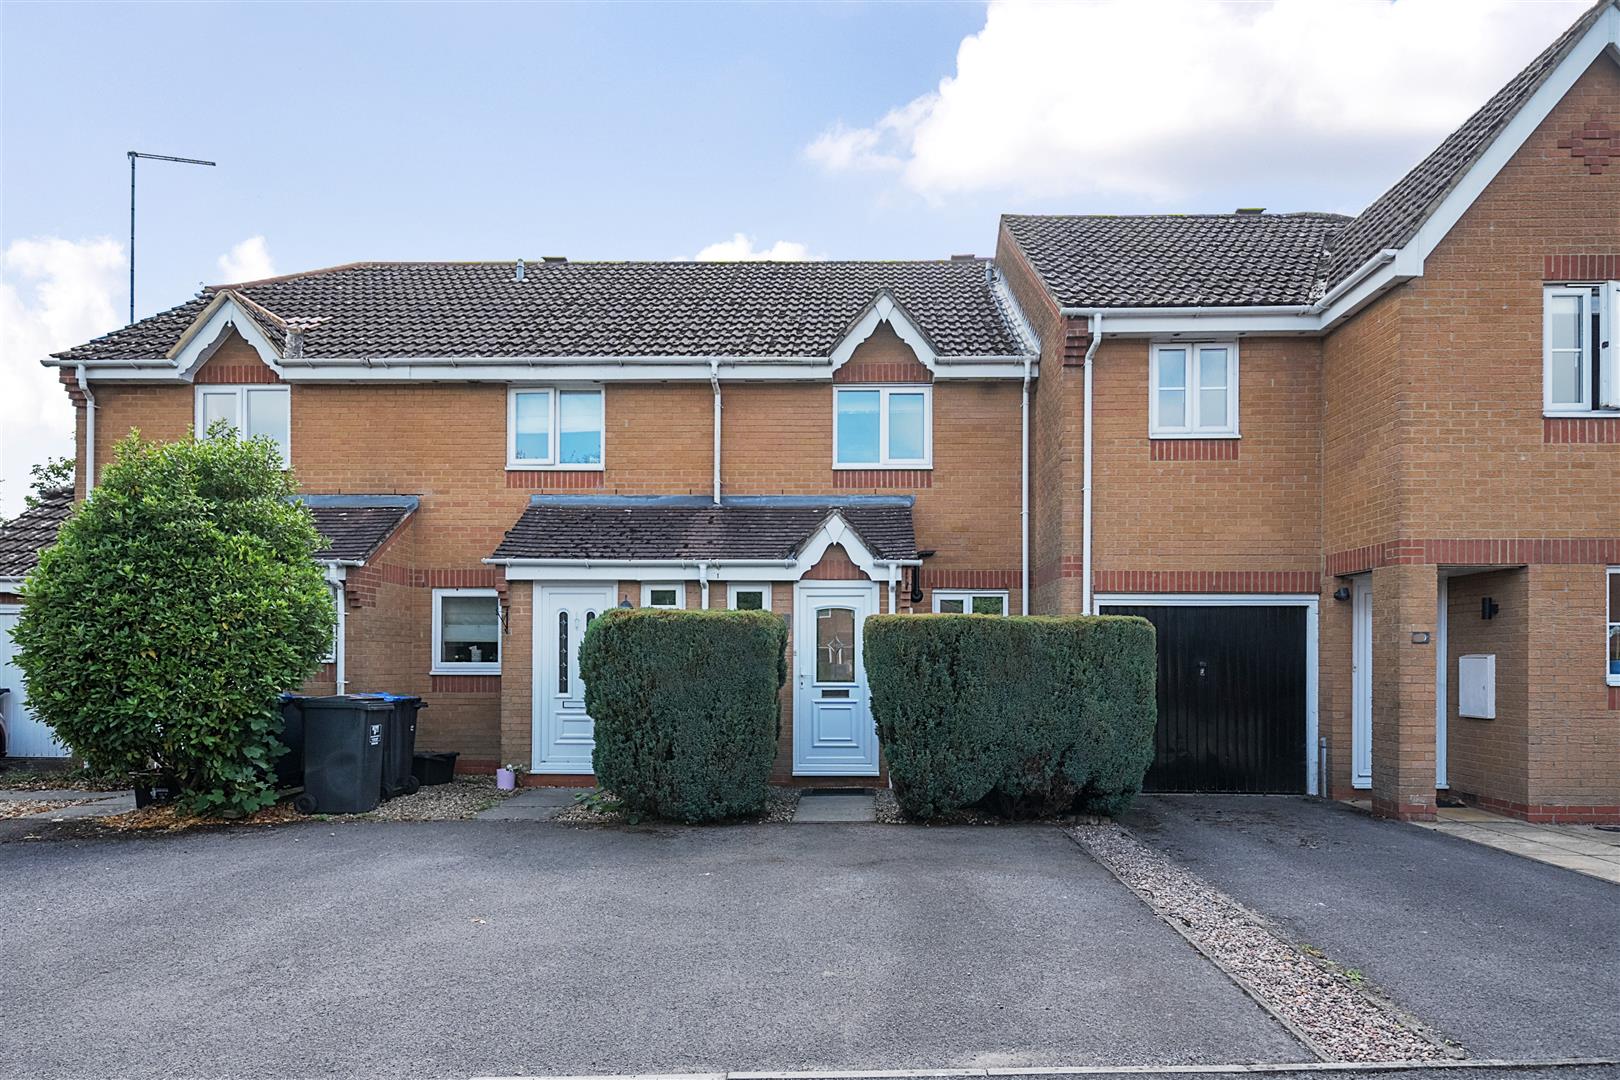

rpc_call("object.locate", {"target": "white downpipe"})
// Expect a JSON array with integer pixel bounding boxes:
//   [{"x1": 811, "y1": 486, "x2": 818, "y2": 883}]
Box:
[
  {"x1": 887, "y1": 562, "x2": 898, "y2": 614},
  {"x1": 1081, "y1": 315, "x2": 1102, "y2": 615},
  {"x1": 699, "y1": 561, "x2": 711, "y2": 609},
  {"x1": 1020, "y1": 353, "x2": 1032, "y2": 615},
  {"x1": 324, "y1": 565, "x2": 348, "y2": 695},
  {"x1": 76, "y1": 364, "x2": 97, "y2": 496},
  {"x1": 710, "y1": 360, "x2": 722, "y2": 505}
]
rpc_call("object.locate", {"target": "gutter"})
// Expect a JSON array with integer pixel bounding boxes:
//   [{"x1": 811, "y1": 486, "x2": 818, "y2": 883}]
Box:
[
  {"x1": 76, "y1": 364, "x2": 96, "y2": 496},
  {"x1": 1081, "y1": 315, "x2": 1102, "y2": 615}
]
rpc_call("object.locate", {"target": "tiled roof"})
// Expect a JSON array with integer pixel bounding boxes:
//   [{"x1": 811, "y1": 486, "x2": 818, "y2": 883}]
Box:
[
  {"x1": 1001, "y1": 213, "x2": 1350, "y2": 308},
  {"x1": 1323, "y1": 0, "x2": 1614, "y2": 287},
  {"x1": 491, "y1": 495, "x2": 918, "y2": 562},
  {"x1": 53, "y1": 260, "x2": 1033, "y2": 363},
  {"x1": 0, "y1": 488, "x2": 74, "y2": 579},
  {"x1": 298, "y1": 496, "x2": 418, "y2": 563}
]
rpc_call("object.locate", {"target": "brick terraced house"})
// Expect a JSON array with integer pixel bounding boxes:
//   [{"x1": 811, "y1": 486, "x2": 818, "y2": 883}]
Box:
[{"x1": 3, "y1": 0, "x2": 1616, "y2": 820}]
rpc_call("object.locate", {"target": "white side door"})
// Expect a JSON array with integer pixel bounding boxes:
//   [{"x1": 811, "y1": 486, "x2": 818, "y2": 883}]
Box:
[
  {"x1": 534, "y1": 584, "x2": 615, "y2": 774},
  {"x1": 1351, "y1": 576, "x2": 1373, "y2": 790},
  {"x1": 0, "y1": 606, "x2": 68, "y2": 758},
  {"x1": 793, "y1": 583, "x2": 879, "y2": 776}
]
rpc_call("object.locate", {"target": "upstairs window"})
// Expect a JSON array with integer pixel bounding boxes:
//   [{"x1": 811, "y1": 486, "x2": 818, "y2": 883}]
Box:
[
  {"x1": 933, "y1": 590, "x2": 1008, "y2": 615},
  {"x1": 195, "y1": 385, "x2": 291, "y2": 465},
  {"x1": 1150, "y1": 343, "x2": 1239, "y2": 438},
  {"x1": 1544, "y1": 284, "x2": 1618, "y2": 415},
  {"x1": 508, "y1": 387, "x2": 604, "y2": 468},
  {"x1": 834, "y1": 386, "x2": 931, "y2": 468}
]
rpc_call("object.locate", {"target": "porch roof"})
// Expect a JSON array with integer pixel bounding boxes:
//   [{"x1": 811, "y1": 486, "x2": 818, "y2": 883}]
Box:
[
  {"x1": 490, "y1": 495, "x2": 918, "y2": 563},
  {"x1": 0, "y1": 488, "x2": 74, "y2": 579},
  {"x1": 297, "y1": 495, "x2": 419, "y2": 564}
]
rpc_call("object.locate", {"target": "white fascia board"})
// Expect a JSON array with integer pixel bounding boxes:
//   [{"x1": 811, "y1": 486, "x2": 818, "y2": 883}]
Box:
[
  {"x1": 0, "y1": 577, "x2": 23, "y2": 593},
  {"x1": 170, "y1": 294, "x2": 286, "y2": 380},
  {"x1": 1082, "y1": 312, "x2": 1321, "y2": 337},
  {"x1": 829, "y1": 292, "x2": 939, "y2": 373}
]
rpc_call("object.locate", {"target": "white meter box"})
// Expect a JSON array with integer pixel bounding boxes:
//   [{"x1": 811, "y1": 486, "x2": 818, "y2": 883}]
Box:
[{"x1": 1458, "y1": 653, "x2": 1496, "y2": 719}]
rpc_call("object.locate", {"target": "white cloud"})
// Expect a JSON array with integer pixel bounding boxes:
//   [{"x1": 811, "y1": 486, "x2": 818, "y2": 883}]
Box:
[
  {"x1": 0, "y1": 237, "x2": 124, "y2": 519},
  {"x1": 804, "y1": 0, "x2": 1590, "y2": 205},
  {"x1": 216, "y1": 235, "x2": 276, "y2": 283},
  {"x1": 695, "y1": 233, "x2": 820, "y2": 262}
]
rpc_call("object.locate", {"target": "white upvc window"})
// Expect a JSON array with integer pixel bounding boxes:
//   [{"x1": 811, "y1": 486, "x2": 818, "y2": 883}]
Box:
[
  {"x1": 932, "y1": 590, "x2": 1009, "y2": 616},
  {"x1": 727, "y1": 582, "x2": 772, "y2": 612},
  {"x1": 321, "y1": 583, "x2": 341, "y2": 664},
  {"x1": 833, "y1": 385, "x2": 932, "y2": 468},
  {"x1": 1544, "y1": 284, "x2": 1619, "y2": 415},
  {"x1": 432, "y1": 588, "x2": 501, "y2": 674},
  {"x1": 641, "y1": 583, "x2": 685, "y2": 609},
  {"x1": 195, "y1": 385, "x2": 291, "y2": 466},
  {"x1": 1607, "y1": 567, "x2": 1619, "y2": 687},
  {"x1": 1150, "y1": 342, "x2": 1239, "y2": 438},
  {"x1": 506, "y1": 386, "x2": 605, "y2": 469}
]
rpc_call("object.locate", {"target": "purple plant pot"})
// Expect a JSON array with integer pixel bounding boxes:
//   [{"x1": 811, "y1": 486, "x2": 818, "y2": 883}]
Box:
[{"x1": 496, "y1": 768, "x2": 516, "y2": 791}]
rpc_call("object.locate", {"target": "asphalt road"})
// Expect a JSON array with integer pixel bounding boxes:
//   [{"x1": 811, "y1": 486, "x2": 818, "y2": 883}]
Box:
[
  {"x1": 1122, "y1": 795, "x2": 1620, "y2": 1061},
  {"x1": 1, "y1": 821, "x2": 1307, "y2": 1080}
]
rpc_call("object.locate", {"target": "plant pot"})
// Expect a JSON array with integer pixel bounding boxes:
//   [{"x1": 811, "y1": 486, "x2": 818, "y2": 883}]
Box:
[{"x1": 496, "y1": 768, "x2": 516, "y2": 791}]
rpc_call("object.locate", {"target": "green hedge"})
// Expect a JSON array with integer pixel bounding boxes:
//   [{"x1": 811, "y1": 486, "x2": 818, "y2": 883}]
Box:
[
  {"x1": 581, "y1": 608, "x2": 787, "y2": 822},
  {"x1": 865, "y1": 614, "x2": 1157, "y2": 819}
]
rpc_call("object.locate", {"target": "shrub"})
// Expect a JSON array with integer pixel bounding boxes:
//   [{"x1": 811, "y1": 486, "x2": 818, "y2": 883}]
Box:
[
  {"x1": 11, "y1": 430, "x2": 334, "y2": 816},
  {"x1": 581, "y1": 608, "x2": 787, "y2": 822},
  {"x1": 864, "y1": 614, "x2": 1156, "y2": 819}
]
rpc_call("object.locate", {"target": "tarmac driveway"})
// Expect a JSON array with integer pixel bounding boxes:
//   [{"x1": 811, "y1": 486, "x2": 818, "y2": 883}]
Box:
[
  {"x1": 1122, "y1": 795, "x2": 1620, "y2": 1061},
  {"x1": 0, "y1": 822, "x2": 1308, "y2": 1080}
]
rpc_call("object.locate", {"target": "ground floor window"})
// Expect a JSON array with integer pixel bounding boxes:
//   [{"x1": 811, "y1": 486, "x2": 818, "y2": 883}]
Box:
[
  {"x1": 728, "y1": 582, "x2": 772, "y2": 612},
  {"x1": 432, "y1": 588, "x2": 501, "y2": 674},
  {"x1": 1608, "y1": 567, "x2": 1619, "y2": 686},
  {"x1": 641, "y1": 583, "x2": 684, "y2": 609},
  {"x1": 322, "y1": 583, "x2": 341, "y2": 664},
  {"x1": 932, "y1": 590, "x2": 1008, "y2": 615}
]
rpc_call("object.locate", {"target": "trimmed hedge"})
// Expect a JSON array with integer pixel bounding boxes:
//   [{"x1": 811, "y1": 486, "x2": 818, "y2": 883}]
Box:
[
  {"x1": 865, "y1": 614, "x2": 1157, "y2": 819},
  {"x1": 581, "y1": 608, "x2": 787, "y2": 822}
]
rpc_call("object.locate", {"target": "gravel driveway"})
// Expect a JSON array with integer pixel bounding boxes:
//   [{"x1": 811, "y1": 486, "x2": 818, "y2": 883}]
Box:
[
  {"x1": 2, "y1": 822, "x2": 1307, "y2": 1079},
  {"x1": 1121, "y1": 795, "x2": 1620, "y2": 1061}
]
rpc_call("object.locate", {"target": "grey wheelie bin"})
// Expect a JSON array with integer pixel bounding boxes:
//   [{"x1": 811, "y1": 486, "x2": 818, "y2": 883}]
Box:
[
  {"x1": 352, "y1": 693, "x2": 425, "y2": 798},
  {"x1": 293, "y1": 695, "x2": 391, "y2": 814}
]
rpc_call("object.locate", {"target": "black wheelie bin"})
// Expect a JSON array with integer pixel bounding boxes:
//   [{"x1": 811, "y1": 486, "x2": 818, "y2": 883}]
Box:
[
  {"x1": 352, "y1": 693, "x2": 425, "y2": 798},
  {"x1": 293, "y1": 695, "x2": 391, "y2": 814}
]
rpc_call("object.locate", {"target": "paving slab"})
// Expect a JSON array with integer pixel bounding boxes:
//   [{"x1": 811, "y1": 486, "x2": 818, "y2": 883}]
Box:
[
  {"x1": 793, "y1": 792, "x2": 876, "y2": 822},
  {"x1": 473, "y1": 786, "x2": 578, "y2": 821},
  {"x1": 0, "y1": 822, "x2": 1308, "y2": 1079},
  {"x1": 1122, "y1": 795, "x2": 1620, "y2": 1061},
  {"x1": 0, "y1": 787, "x2": 129, "y2": 802}
]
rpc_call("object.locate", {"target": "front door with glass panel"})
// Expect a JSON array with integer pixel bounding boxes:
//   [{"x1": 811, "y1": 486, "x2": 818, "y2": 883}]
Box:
[
  {"x1": 535, "y1": 584, "x2": 614, "y2": 773},
  {"x1": 793, "y1": 583, "x2": 879, "y2": 776}
]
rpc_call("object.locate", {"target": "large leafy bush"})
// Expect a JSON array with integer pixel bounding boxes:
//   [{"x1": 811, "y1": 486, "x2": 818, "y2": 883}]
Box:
[
  {"x1": 12, "y1": 430, "x2": 333, "y2": 814},
  {"x1": 865, "y1": 614, "x2": 1156, "y2": 819},
  {"x1": 581, "y1": 608, "x2": 786, "y2": 822}
]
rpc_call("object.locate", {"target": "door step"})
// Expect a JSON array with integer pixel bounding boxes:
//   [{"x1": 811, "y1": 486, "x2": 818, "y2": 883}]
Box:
[{"x1": 792, "y1": 790, "x2": 876, "y2": 823}]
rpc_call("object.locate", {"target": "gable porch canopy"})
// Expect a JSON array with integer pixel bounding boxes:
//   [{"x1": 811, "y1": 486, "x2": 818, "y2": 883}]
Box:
[{"x1": 486, "y1": 495, "x2": 920, "y2": 583}]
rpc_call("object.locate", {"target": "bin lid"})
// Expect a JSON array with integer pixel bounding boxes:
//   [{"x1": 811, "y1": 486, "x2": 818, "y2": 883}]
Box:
[{"x1": 350, "y1": 693, "x2": 422, "y2": 703}]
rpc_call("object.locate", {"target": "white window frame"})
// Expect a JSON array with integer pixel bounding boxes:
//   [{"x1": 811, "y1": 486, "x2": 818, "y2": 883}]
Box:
[
  {"x1": 1543, "y1": 284, "x2": 1618, "y2": 416},
  {"x1": 932, "y1": 589, "x2": 1010, "y2": 616},
  {"x1": 194, "y1": 384, "x2": 292, "y2": 466},
  {"x1": 321, "y1": 583, "x2": 341, "y2": 665},
  {"x1": 1607, "y1": 567, "x2": 1619, "y2": 688},
  {"x1": 1149, "y1": 342, "x2": 1240, "y2": 438},
  {"x1": 506, "y1": 385, "x2": 606, "y2": 470},
  {"x1": 727, "y1": 582, "x2": 773, "y2": 612},
  {"x1": 833, "y1": 385, "x2": 933, "y2": 469},
  {"x1": 641, "y1": 583, "x2": 686, "y2": 609},
  {"x1": 431, "y1": 587, "x2": 501, "y2": 675}
]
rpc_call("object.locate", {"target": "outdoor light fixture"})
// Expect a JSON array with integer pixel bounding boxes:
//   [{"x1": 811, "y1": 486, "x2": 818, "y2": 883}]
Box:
[{"x1": 1333, "y1": 586, "x2": 1351, "y2": 602}]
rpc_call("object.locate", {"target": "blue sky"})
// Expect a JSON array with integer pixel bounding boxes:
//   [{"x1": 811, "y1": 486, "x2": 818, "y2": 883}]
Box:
[{"x1": 0, "y1": 0, "x2": 1589, "y2": 516}]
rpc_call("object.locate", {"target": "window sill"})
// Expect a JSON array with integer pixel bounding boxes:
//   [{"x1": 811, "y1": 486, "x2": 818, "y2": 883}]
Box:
[
  {"x1": 1149, "y1": 432, "x2": 1241, "y2": 441},
  {"x1": 431, "y1": 665, "x2": 501, "y2": 676},
  {"x1": 1543, "y1": 410, "x2": 1620, "y2": 419},
  {"x1": 504, "y1": 463, "x2": 606, "y2": 472},
  {"x1": 832, "y1": 463, "x2": 932, "y2": 471}
]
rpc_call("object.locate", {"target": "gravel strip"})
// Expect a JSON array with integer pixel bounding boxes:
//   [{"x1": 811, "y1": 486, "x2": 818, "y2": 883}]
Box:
[
  {"x1": 0, "y1": 799, "x2": 87, "y2": 820},
  {"x1": 554, "y1": 786, "x2": 800, "y2": 825},
  {"x1": 359, "y1": 777, "x2": 515, "y2": 822},
  {"x1": 1070, "y1": 821, "x2": 1455, "y2": 1063}
]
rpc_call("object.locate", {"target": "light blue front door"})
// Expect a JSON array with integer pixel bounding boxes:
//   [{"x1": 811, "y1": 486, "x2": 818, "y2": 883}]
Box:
[{"x1": 792, "y1": 582, "x2": 879, "y2": 776}]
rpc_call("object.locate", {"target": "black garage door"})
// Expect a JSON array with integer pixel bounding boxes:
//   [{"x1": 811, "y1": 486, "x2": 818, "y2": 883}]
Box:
[{"x1": 1100, "y1": 604, "x2": 1306, "y2": 793}]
